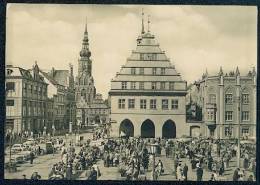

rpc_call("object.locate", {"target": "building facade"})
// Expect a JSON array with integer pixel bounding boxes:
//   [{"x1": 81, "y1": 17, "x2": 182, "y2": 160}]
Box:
[
  {"x1": 5, "y1": 63, "x2": 48, "y2": 134},
  {"x1": 75, "y1": 21, "x2": 109, "y2": 126},
  {"x1": 109, "y1": 17, "x2": 188, "y2": 138},
  {"x1": 190, "y1": 67, "x2": 256, "y2": 139}
]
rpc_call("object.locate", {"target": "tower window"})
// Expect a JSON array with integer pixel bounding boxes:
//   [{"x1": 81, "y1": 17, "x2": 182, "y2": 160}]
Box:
[
  {"x1": 131, "y1": 68, "x2": 136, "y2": 75},
  {"x1": 122, "y1": 82, "x2": 127, "y2": 89},
  {"x1": 140, "y1": 99, "x2": 147, "y2": 109},
  {"x1": 139, "y1": 82, "x2": 144, "y2": 90},
  {"x1": 161, "y1": 68, "x2": 165, "y2": 75},
  {"x1": 209, "y1": 94, "x2": 216, "y2": 104},
  {"x1": 162, "y1": 99, "x2": 169, "y2": 110},
  {"x1": 152, "y1": 68, "x2": 157, "y2": 75},
  {"x1": 151, "y1": 82, "x2": 157, "y2": 90},
  {"x1": 130, "y1": 82, "x2": 136, "y2": 89},
  {"x1": 6, "y1": 82, "x2": 15, "y2": 91},
  {"x1": 118, "y1": 99, "x2": 125, "y2": 109},
  {"x1": 139, "y1": 68, "x2": 144, "y2": 75},
  {"x1": 160, "y1": 82, "x2": 165, "y2": 90},
  {"x1": 171, "y1": 99, "x2": 178, "y2": 109},
  {"x1": 150, "y1": 99, "x2": 157, "y2": 109},
  {"x1": 128, "y1": 99, "x2": 135, "y2": 109},
  {"x1": 169, "y1": 82, "x2": 174, "y2": 90}
]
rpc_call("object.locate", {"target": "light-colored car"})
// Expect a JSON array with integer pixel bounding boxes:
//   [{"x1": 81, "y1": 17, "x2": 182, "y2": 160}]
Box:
[
  {"x1": 5, "y1": 154, "x2": 25, "y2": 164},
  {"x1": 11, "y1": 144, "x2": 25, "y2": 153},
  {"x1": 23, "y1": 138, "x2": 37, "y2": 146}
]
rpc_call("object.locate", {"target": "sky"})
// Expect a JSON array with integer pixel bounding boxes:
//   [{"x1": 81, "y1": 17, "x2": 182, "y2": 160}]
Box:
[{"x1": 6, "y1": 4, "x2": 257, "y2": 99}]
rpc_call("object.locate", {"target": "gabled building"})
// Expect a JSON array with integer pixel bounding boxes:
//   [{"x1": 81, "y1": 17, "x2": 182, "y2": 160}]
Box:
[
  {"x1": 189, "y1": 67, "x2": 256, "y2": 139},
  {"x1": 5, "y1": 63, "x2": 48, "y2": 134},
  {"x1": 109, "y1": 15, "x2": 188, "y2": 138}
]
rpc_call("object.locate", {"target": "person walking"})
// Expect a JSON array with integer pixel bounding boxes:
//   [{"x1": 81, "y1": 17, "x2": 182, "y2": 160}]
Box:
[
  {"x1": 88, "y1": 167, "x2": 98, "y2": 180},
  {"x1": 66, "y1": 163, "x2": 72, "y2": 180},
  {"x1": 233, "y1": 168, "x2": 239, "y2": 181},
  {"x1": 176, "y1": 163, "x2": 183, "y2": 181},
  {"x1": 30, "y1": 151, "x2": 35, "y2": 164},
  {"x1": 196, "y1": 165, "x2": 203, "y2": 181},
  {"x1": 183, "y1": 163, "x2": 188, "y2": 181}
]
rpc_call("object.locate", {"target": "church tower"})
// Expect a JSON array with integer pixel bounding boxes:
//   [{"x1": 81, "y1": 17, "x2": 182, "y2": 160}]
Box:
[{"x1": 75, "y1": 19, "x2": 96, "y2": 104}]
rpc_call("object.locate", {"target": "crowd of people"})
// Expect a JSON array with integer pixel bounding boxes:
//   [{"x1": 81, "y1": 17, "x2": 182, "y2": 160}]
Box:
[{"x1": 13, "y1": 123, "x2": 256, "y2": 181}]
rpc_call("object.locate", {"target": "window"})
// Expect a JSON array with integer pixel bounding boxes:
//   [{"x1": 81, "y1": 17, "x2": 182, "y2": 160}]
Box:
[
  {"x1": 207, "y1": 110, "x2": 215, "y2": 121},
  {"x1": 242, "y1": 128, "x2": 249, "y2": 136},
  {"x1": 140, "y1": 53, "x2": 144, "y2": 60},
  {"x1": 140, "y1": 99, "x2": 147, "y2": 109},
  {"x1": 122, "y1": 82, "x2": 127, "y2": 89},
  {"x1": 128, "y1": 99, "x2": 135, "y2": 109},
  {"x1": 161, "y1": 68, "x2": 165, "y2": 75},
  {"x1": 209, "y1": 94, "x2": 216, "y2": 104},
  {"x1": 225, "y1": 94, "x2": 233, "y2": 104},
  {"x1": 242, "y1": 94, "x2": 249, "y2": 104},
  {"x1": 162, "y1": 99, "x2": 169, "y2": 110},
  {"x1": 225, "y1": 111, "x2": 233, "y2": 121},
  {"x1": 160, "y1": 82, "x2": 165, "y2": 90},
  {"x1": 224, "y1": 127, "x2": 232, "y2": 137},
  {"x1": 150, "y1": 99, "x2": 157, "y2": 109},
  {"x1": 152, "y1": 68, "x2": 157, "y2": 75},
  {"x1": 139, "y1": 82, "x2": 144, "y2": 90},
  {"x1": 6, "y1": 82, "x2": 15, "y2": 91},
  {"x1": 130, "y1": 82, "x2": 136, "y2": 89},
  {"x1": 6, "y1": 100, "x2": 14, "y2": 106},
  {"x1": 242, "y1": 111, "x2": 249, "y2": 121},
  {"x1": 171, "y1": 99, "x2": 178, "y2": 109},
  {"x1": 139, "y1": 68, "x2": 144, "y2": 75},
  {"x1": 131, "y1": 68, "x2": 136, "y2": 75},
  {"x1": 169, "y1": 82, "x2": 174, "y2": 90},
  {"x1": 151, "y1": 82, "x2": 157, "y2": 90}
]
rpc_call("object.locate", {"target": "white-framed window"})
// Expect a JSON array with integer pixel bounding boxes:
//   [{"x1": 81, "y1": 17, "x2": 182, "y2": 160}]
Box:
[
  {"x1": 224, "y1": 127, "x2": 232, "y2": 137},
  {"x1": 161, "y1": 68, "x2": 165, "y2": 75},
  {"x1": 225, "y1": 94, "x2": 233, "y2": 104},
  {"x1": 242, "y1": 94, "x2": 249, "y2": 104},
  {"x1": 150, "y1": 99, "x2": 157, "y2": 109},
  {"x1": 131, "y1": 68, "x2": 136, "y2": 75},
  {"x1": 130, "y1": 82, "x2": 136, "y2": 89},
  {"x1": 209, "y1": 94, "x2": 216, "y2": 104},
  {"x1": 139, "y1": 68, "x2": 144, "y2": 75},
  {"x1": 169, "y1": 82, "x2": 174, "y2": 90},
  {"x1": 241, "y1": 128, "x2": 249, "y2": 136},
  {"x1": 171, "y1": 99, "x2": 178, "y2": 109},
  {"x1": 152, "y1": 68, "x2": 157, "y2": 75},
  {"x1": 140, "y1": 99, "x2": 147, "y2": 109},
  {"x1": 151, "y1": 82, "x2": 157, "y2": 90},
  {"x1": 242, "y1": 111, "x2": 250, "y2": 121},
  {"x1": 207, "y1": 110, "x2": 215, "y2": 121},
  {"x1": 118, "y1": 99, "x2": 125, "y2": 109},
  {"x1": 122, "y1": 82, "x2": 127, "y2": 89},
  {"x1": 162, "y1": 99, "x2": 169, "y2": 110},
  {"x1": 139, "y1": 82, "x2": 144, "y2": 90},
  {"x1": 160, "y1": 82, "x2": 165, "y2": 90},
  {"x1": 128, "y1": 99, "x2": 135, "y2": 109},
  {"x1": 225, "y1": 111, "x2": 233, "y2": 121}
]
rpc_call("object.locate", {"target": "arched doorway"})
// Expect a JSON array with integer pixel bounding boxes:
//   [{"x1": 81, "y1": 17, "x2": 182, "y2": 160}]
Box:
[
  {"x1": 162, "y1": 120, "x2": 176, "y2": 138},
  {"x1": 141, "y1": 119, "x2": 155, "y2": 138},
  {"x1": 190, "y1": 126, "x2": 200, "y2": 137},
  {"x1": 119, "y1": 119, "x2": 134, "y2": 137}
]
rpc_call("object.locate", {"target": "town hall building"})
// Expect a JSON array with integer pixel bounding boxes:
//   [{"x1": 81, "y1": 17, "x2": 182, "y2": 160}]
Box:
[{"x1": 109, "y1": 15, "x2": 189, "y2": 138}]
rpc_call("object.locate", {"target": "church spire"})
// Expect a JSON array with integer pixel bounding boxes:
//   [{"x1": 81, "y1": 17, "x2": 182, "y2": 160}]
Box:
[
  {"x1": 141, "y1": 8, "x2": 145, "y2": 34},
  {"x1": 80, "y1": 17, "x2": 91, "y2": 58}
]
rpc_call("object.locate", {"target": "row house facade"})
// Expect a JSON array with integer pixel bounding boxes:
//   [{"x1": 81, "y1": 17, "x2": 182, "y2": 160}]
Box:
[{"x1": 5, "y1": 63, "x2": 48, "y2": 134}]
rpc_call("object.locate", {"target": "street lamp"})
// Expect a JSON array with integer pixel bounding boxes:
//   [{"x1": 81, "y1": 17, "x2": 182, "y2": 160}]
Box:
[{"x1": 148, "y1": 143, "x2": 158, "y2": 180}]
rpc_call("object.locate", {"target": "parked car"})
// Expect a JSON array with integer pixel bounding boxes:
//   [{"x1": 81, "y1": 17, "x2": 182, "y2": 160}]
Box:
[
  {"x1": 23, "y1": 138, "x2": 37, "y2": 146},
  {"x1": 5, "y1": 154, "x2": 25, "y2": 164},
  {"x1": 11, "y1": 144, "x2": 25, "y2": 153}
]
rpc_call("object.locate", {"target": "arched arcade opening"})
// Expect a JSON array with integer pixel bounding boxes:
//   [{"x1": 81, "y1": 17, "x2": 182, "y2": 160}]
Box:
[
  {"x1": 162, "y1": 120, "x2": 176, "y2": 138},
  {"x1": 141, "y1": 119, "x2": 155, "y2": 138}
]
